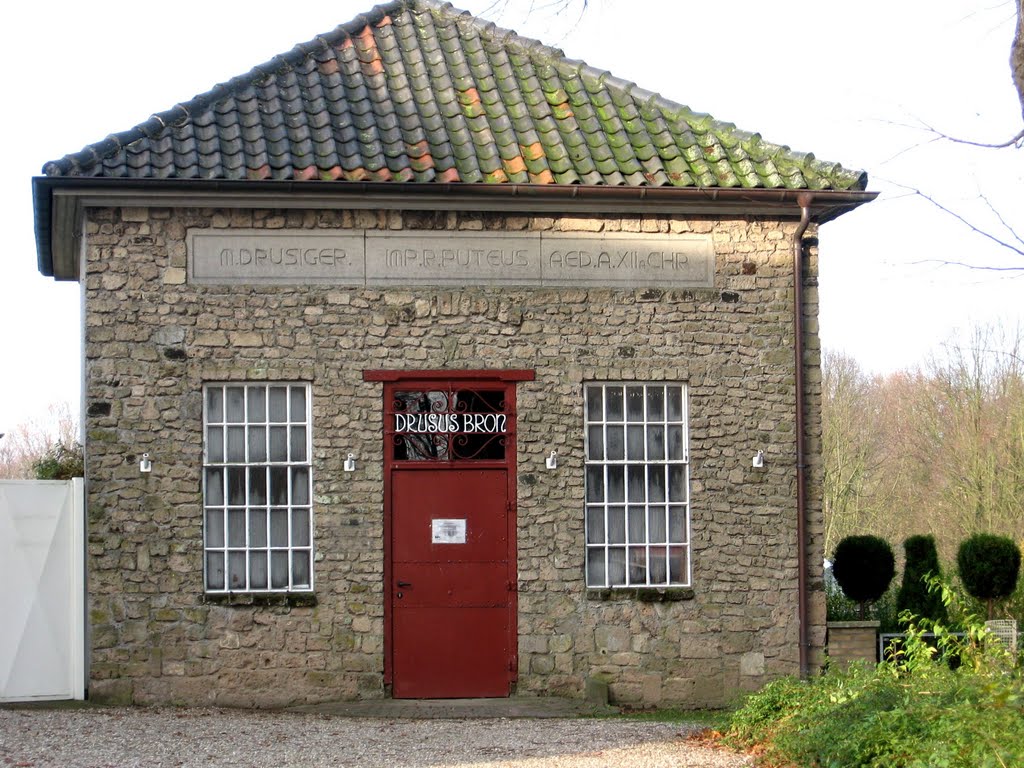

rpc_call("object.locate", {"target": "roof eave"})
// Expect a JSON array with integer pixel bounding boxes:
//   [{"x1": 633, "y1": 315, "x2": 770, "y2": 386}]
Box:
[{"x1": 33, "y1": 176, "x2": 877, "y2": 280}]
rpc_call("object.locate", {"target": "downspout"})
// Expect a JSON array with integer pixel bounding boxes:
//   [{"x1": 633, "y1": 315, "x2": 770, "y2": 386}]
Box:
[{"x1": 793, "y1": 192, "x2": 813, "y2": 678}]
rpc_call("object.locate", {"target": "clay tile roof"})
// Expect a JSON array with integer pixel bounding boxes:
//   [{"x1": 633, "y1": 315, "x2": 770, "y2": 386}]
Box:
[{"x1": 40, "y1": 0, "x2": 867, "y2": 192}]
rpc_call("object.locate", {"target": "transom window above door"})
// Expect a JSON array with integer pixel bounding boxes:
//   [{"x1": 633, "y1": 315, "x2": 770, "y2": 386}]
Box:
[{"x1": 388, "y1": 386, "x2": 510, "y2": 462}]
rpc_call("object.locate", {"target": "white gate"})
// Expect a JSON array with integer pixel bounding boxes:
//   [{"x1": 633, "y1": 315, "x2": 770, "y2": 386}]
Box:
[{"x1": 0, "y1": 479, "x2": 85, "y2": 701}]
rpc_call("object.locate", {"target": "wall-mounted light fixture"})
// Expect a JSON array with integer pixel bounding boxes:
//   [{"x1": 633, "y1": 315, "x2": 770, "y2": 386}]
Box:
[
  {"x1": 139, "y1": 453, "x2": 152, "y2": 473},
  {"x1": 343, "y1": 453, "x2": 356, "y2": 472},
  {"x1": 545, "y1": 450, "x2": 558, "y2": 470},
  {"x1": 752, "y1": 450, "x2": 765, "y2": 469}
]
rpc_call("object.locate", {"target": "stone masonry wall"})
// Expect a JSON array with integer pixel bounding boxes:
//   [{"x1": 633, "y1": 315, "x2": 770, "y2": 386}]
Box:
[{"x1": 82, "y1": 205, "x2": 824, "y2": 708}]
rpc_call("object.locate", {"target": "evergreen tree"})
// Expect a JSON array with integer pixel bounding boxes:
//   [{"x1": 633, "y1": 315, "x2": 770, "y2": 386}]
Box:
[{"x1": 896, "y1": 535, "x2": 947, "y2": 623}]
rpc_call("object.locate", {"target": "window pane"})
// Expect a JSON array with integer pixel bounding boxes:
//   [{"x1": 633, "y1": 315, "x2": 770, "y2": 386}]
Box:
[
  {"x1": 249, "y1": 552, "x2": 268, "y2": 590},
  {"x1": 586, "y1": 507, "x2": 605, "y2": 544},
  {"x1": 669, "y1": 506, "x2": 687, "y2": 543},
  {"x1": 270, "y1": 508, "x2": 289, "y2": 547},
  {"x1": 228, "y1": 509, "x2": 246, "y2": 547},
  {"x1": 206, "y1": 387, "x2": 224, "y2": 422},
  {"x1": 628, "y1": 547, "x2": 646, "y2": 584},
  {"x1": 649, "y1": 547, "x2": 667, "y2": 584},
  {"x1": 205, "y1": 510, "x2": 224, "y2": 548},
  {"x1": 270, "y1": 552, "x2": 289, "y2": 589},
  {"x1": 249, "y1": 508, "x2": 268, "y2": 547},
  {"x1": 627, "y1": 506, "x2": 645, "y2": 543},
  {"x1": 247, "y1": 386, "x2": 266, "y2": 422},
  {"x1": 668, "y1": 426, "x2": 685, "y2": 460},
  {"x1": 646, "y1": 387, "x2": 664, "y2": 420},
  {"x1": 228, "y1": 552, "x2": 247, "y2": 590},
  {"x1": 292, "y1": 467, "x2": 309, "y2": 506},
  {"x1": 625, "y1": 387, "x2": 644, "y2": 422},
  {"x1": 227, "y1": 426, "x2": 245, "y2": 462},
  {"x1": 248, "y1": 427, "x2": 267, "y2": 463},
  {"x1": 585, "y1": 466, "x2": 604, "y2": 503},
  {"x1": 606, "y1": 426, "x2": 624, "y2": 460},
  {"x1": 270, "y1": 467, "x2": 289, "y2": 506},
  {"x1": 226, "y1": 387, "x2": 245, "y2": 423},
  {"x1": 227, "y1": 467, "x2": 246, "y2": 506},
  {"x1": 669, "y1": 466, "x2": 687, "y2": 503},
  {"x1": 586, "y1": 548, "x2": 606, "y2": 587},
  {"x1": 626, "y1": 426, "x2": 645, "y2": 460},
  {"x1": 269, "y1": 426, "x2": 288, "y2": 462},
  {"x1": 587, "y1": 426, "x2": 604, "y2": 460},
  {"x1": 646, "y1": 425, "x2": 665, "y2": 460},
  {"x1": 608, "y1": 547, "x2": 626, "y2": 586},
  {"x1": 669, "y1": 546, "x2": 687, "y2": 583},
  {"x1": 607, "y1": 506, "x2": 625, "y2": 544},
  {"x1": 248, "y1": 468, "x2": 267, "y2": 506},
  {"x1": 207, "y1": 427, "x2": 224, "y2": 463},
  {"x1": 627, "y1": 465, "x2": 646, "y2": 502},
  {"x1": 292, "y1": 508, "x2": 310, "y2": 547},
  {"x1": 648, "y1": 506, "x2": 667, "y2": 543},
  {"x1": 269, "y1": 387, "x2": 288, "y2": 422},
  {"x1": 292, "y1": 551, "x2": 311, "y2": 588},
  {"x1": 667, "y1": 387, "x2": 683, "y2": 421},
  {"x1": 648, "y1": 467, "x2": 666, "y2": 503},
  {"x1": 290, "y1": 427, "x2": 307, "y2": 462},
  {"x1": 289, "y1": 387, "x2": 306, "y2": 421},
  {"x1": 605, "y1": 387, "x2": 623, "y2": 421},
  {"x1": 607, "y1": 466, "x2": 624, "y2": 503},
  {"x1": 206, "y1": 552, "x2": 224, "y2": 590},
  {"x1": 585, "y1": 387, "x2": 603, "y2": 421},
  {"x1": 205, "y1": 468, "x2": 224, "y2": 506}
]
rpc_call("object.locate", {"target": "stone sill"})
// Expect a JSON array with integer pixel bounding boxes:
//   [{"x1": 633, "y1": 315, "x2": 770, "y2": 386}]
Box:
[
  {"x1": 203, "y1": 592, "x2": 318, "y2": 608},
  {"x1": 586, "y1": 587, "x2": 695, "y2": 602},
  {"x1": 827, "y1": 620, "x2": 880, "y2": 629}
]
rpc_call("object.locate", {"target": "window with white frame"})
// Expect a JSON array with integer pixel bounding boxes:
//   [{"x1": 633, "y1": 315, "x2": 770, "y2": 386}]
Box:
[
  {"x1": 203, "y1": 383, "x2": 313, "y2": 593},
  {"x1": 584, "y1": 383, "x2": 691, "y2": 588}
]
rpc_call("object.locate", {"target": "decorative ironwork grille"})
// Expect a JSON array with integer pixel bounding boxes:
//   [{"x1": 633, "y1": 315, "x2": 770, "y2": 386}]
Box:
[{"x1": 387, "y1": 387, "x2": 510, "y2": 462}]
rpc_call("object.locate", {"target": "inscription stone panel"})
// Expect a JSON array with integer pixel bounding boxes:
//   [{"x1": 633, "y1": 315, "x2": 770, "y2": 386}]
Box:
[{"x1": 188, "y1": 229, "x2": 715, "y2": 288}]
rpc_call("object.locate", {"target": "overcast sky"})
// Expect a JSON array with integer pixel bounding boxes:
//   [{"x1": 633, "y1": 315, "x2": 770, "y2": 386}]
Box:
[{"x1": 1, "y1": 0, "x2": 1021, "y2": 432}]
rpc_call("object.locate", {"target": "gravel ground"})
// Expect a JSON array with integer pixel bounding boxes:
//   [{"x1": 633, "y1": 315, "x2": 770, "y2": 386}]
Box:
[{"x1": 0, "y1": 707, "x2": 754, "y2": 767}]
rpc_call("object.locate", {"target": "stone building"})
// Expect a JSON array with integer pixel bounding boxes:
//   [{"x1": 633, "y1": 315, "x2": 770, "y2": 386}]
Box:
[{"x1": 32, "y1": 0, "x2": 875, "y2": 707}]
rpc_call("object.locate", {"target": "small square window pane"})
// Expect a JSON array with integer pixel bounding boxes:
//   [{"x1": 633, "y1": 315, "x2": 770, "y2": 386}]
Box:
[
  {"x1": 226, "y1": 387, "x2": 245, "y2": 423},
  {"x1": 649, "y1": 547, "x2": 667, "y2": 584},
  {"x1": 228, "y1": 509, "x2": 246, "y2": 547},
  {"x1": 606, "y1": 426, "x2": 624, "y2": 460},
  {"x1": 207, "y1": 427, "x2": 224, "y2": 463},
  {"x1": 269, "y1": 387, "x2": 288, "y2": 422},
  {"x1": 628, "y1": 547, "x2": 647, "y2": 585},
  {"x1": 249, "y1": 552, "x2": 268, "y2": 590},
  {"x1": 627, "y1": 506, "x2": 645, "y2": 543},
  {"x1": 586, "y1": 426, "x2": 604, "y2": 460},
  {"x1": 607, "y1": 466, "x2": 625, "y2": 503},
  {"x1": 646, "y1": 425, "x2": 665, "y2": 460},
  {"x1": 227, "y1": 467, "x2": 246, "y2": 506},
  {"x1": 292, "y1": 508, "x2": 310, "y2": 547},
  {"x1": 669, "y1": 506, "x2": 687, "y2": 543},
  {"x1": 648, "y1": 506, "x2": 667, "y2": 543},
  {"x1": 586, "y1": 549, "x2": 606, "y2": 586},
  {"x1": 227, "y1": 426, "x2": 246, "y2": 462},
  {"x1": 669, "y1": 466, "x2": 687, "y2": 503},
  {"x1": 607, "y1": 506, "x2": 626, "y2": 544},
  {"x1": 625, "y1": 387, "x2": 645, "y2": 422},
  {"x1": 648, "y1": 467, "x2": 666, "y2": 503},
  {"x1": 269, "y1": 427, "x2": 288, "y2": 462},
  {"x1": 627, "y1": 465, "x2": 646, "y2": 502},
  {"x1": 249, "y1": 508, "x2": 268, "y2": 547},
  {"x1": 667, "y1": 387, "x2": 683, "y2": 421},
  {"x1": 205, "y1": 510, "x2": 224, "y2": 548},
  {"x1": 605, "y1": 387, "x2": 624, "y2": 421},
  {"x1": 289, "y1": 387, "x2": 306, "y2": 421},
  {"x1": 626, "y1": 426, "x2": 645, "y2": 460},
  {"x1": 206, "y1": 387, "x2": 224, "y2": 423},
  {"x1": 269, "y1": 467, "x2": 289, "y2": 506},
  {"x1": 204, "y1": 468, "x2": 224, "y2": 506},
  {"x1": 291, "y1": 467, "x2": 309, "y2": 506},
  {"x1": 228, "y1": 552, "x2": 247, "y2": 590},
  {"x1": 247, "y1": 386, "x2": 267, "y2": 422},
  {"x1": 290, "y1": 427, "x2": 307, "y2": 462},
  {"x1": 585, "y1": 466, "x2": 605, "y2": 503},
  {"x1": 206, "y1": 552, "x2": 224, "y2": 590},
  {"x1": 270, "y1": 508, "x2": 289, "y2": 547},
  {"x1": 669, "y1": 546, "x2": 688, "y2": 584},
  {"x1": 292, "y1": 551, "x2": 311, "y2": 588},
  {"x1": 585, "y1": 507, "x2": 605, "y2": 544},
  {"x1": 248, "y1": 468, "x2": 267, "y2": 506},
  {"x1": 271, "y1": 552, "x2": 289, "y2": 589},
  {"x1": 608, "y1": 547, "x2": 626, "y2": 586},
  {"x1": 668, "y1": 426, "x2": 685, "y2": 461},
  {"x1": 646, "y1": 387, "x2": 664, "y2": 420},
  {"x1": 585, "y1": 387, "x2": 603, "y2": 421},
  {"x1": 248, "y1": 427, "x2": 266, "y2": 463}
]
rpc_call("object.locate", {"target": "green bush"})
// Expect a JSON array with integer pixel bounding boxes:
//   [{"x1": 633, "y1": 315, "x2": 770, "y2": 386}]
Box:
[
  {"x1": 827, "y1": 581, "x2": 902, "y2": 633},
  {"x1": 728, "y1": 580, "x2": 1024, "y2": 768},
  {"x1": 832, "y1": 535, "x2": 896, "y2": 618},
  {"x1": 957, "y1": 533, "x2": 1022, "y2": 619},
  {"x1": 897, "y1": 535, "x2": 947, "y2": 624},
  {"x1": 31, "y1": 441, "x2": 84, "y2": 480}
]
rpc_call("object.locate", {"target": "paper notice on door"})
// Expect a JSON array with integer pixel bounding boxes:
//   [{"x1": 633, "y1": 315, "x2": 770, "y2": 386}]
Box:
[{"x1": 431, "y1": 518, "x2": 467, "y2": 544}]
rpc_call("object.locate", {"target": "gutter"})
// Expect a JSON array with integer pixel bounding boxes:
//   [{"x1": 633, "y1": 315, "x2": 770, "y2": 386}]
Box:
[{"x1": 793, "y1": 193, "x2": 813, "y2": 678}]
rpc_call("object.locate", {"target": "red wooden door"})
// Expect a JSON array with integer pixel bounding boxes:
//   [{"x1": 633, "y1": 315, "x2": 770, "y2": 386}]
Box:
[{"x1": 391, "y1": 468, "x2": 510, "y2": 698}]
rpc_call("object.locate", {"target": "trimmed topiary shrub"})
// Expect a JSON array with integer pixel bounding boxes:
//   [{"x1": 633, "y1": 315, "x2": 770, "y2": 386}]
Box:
[
  {"x1": 897, "y1": 535, "x2": 947, "y2": 624},
  {"x1": 832, "y1": 535, "x2": 896, "y2": 619},
  {"x1": 957, "y1": 533, "x2": 1021, "y2": 619}
]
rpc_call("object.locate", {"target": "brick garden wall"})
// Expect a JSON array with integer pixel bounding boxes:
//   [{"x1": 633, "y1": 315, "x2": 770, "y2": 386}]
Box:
[{"x1": 81, "y1": 206, "x2": 824, "y2": 707}]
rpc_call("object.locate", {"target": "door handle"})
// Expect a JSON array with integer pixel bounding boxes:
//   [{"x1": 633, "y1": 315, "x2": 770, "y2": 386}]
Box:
[{"x1": 397, "y1": 581, "x2": 412, "y2": 588}]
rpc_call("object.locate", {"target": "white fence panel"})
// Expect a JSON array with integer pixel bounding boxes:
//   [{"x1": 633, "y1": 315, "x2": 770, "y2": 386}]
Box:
[{"x1": 0, "y1": 479, "x2": 84, "y2": 701}]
